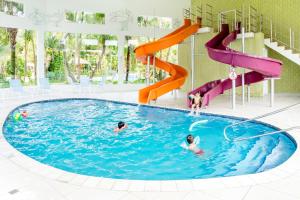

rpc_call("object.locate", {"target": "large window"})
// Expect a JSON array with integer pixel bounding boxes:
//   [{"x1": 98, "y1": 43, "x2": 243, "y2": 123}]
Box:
[
  {"x1": 0, "y1": 27, "x2": 36, "y2": 88},
  {"x1": 123, "y1": 36, "x2": 178, "y2": 84},
  {"x1": 123, "y1": 36, "x2": 148, "y2": 84},
  {"x1": 137, "y1": 16, "x2": 173, "y2": 29},
  {"x1": 0, "y1": 0, "x2": 24, "y2": 17},
  {"x1": 65, "y1": 11, "x2": 105, "y2": 25},
  {"x1": 45, "y1": 32, "x2": 118, "y2": 84}
]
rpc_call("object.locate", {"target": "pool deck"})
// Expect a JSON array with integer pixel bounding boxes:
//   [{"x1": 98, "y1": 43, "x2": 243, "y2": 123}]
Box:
[{"x1": 0, "y1": 85, "x2": 300, "y2": 200}]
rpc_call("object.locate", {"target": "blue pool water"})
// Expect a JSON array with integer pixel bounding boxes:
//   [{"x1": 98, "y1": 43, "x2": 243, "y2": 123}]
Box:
[{"x1": 3, "y1": 99, "x2": 296, "y2": 180}]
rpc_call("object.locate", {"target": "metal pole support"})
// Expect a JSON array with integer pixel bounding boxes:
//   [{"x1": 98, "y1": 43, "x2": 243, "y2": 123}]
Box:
[
  {"x1": 241, "y1": 27, "x2": 245, "y2": 105},
  {"x1": 191, "y1": 35, "x2": 195, "y2": 90},
  {"x1": 290, "y1": 28, "x2": 292, "y2": 48},
  {"x1": 247, "y1": 85, "x2": 251, "y2": 103},
  {"x1": 231, "y1": 66, "x2": 236, "y2": 110},
  {"x1": 232, "y1": 80, "x2": 236, "y2": 110},
  {"x1": 153, "y1": 54, "x2": 156, "y2": 84},
  {"x1": 146, "y1": 56, "x2": 150, "y2": 85},
  {"x1": 270, "y1": 78, "x2": 275, "y2": 107},
  {"x1": 270, "y1": 20, "x2": 273, "y2": 41}
]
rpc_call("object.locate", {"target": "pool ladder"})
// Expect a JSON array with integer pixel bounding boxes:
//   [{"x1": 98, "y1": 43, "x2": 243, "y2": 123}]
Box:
[{"x1": 223, "y1": 102, "x2": 300, "y2": 142}]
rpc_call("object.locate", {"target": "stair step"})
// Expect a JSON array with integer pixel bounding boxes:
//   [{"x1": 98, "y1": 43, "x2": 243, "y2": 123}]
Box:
[
  {"x1": 264, "y1": 38, "x2": 300, "y2": 66},
  {"x1": 226, "y1": 137, "x2": 276, "y2": 175},
  {"x1": 257, "y1": 137, "x2": 288, "y2": 172}
]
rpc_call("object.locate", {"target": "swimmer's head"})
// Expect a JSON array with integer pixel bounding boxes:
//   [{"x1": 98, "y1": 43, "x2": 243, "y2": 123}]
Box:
[
  {"x1": 187, "y1": 134, "x2": 194, "y2": 144},
  {"x1": 118, "y1": 121, "x2": 125, "y2": 129},
  {"x1": 195, "y1": 92, "x2": 200, "y2": 97}
]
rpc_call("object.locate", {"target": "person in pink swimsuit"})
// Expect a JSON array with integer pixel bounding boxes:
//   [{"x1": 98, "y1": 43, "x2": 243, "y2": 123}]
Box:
[{"x1": 186, "y1": 134, "x2": 204, "y2": 155}]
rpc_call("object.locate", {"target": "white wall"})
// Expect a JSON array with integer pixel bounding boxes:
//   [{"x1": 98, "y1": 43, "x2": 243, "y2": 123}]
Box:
[
  {"x1": 0, "y1": 0, "x2": 191, "y2": 37},
  {"x1": 0, "y1": 0, "x2": 46, "y2": 30},
  {"x1": 46, "y1": 0, "x2": 189, "y2": 19}
]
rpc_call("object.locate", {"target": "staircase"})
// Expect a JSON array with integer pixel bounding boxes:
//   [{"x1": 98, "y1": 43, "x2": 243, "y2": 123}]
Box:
[{"x1": 264, "y1": 38, "x2": 300, "y2": 65}]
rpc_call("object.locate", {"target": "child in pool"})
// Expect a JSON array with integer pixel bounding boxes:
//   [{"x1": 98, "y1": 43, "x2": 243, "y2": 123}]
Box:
[
  {"x1": 114, "y1": 121, "x2": 128, "y2": 133},
  {"x1": 186, "y1": 134, "x2": 204, "y2": 155},
  {"x1": 189, "y1": 92, "x2": 202, "y2": 115}
]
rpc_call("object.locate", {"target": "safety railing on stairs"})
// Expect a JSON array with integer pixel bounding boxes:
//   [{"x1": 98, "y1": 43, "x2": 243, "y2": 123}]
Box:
[
  {"x1": 183, "y1": 8, "x2": 191, "y2": 19},
  {"x1": 184, "y1": 4, "x2": 214, "y2": 28},
  {"x1": 197, "y1": 3, "x2": 214, "y2": 28},
  {"x1": 223, "y1": 102, "x2": 300, "y2": 142},
  {"x1": 204, "y1": 4, "x2": 213, "y2": 28},
  {"x1": 218, "y1": 9, "x2": 240, "y2": 32},
  {"x1": 183, "y1": 7, "x2": 198, "y2": 23},
  {"x1": 247, "y1": 5, "x2": 258, "y2": 32},
  {"x1": 262, "y1": 15, "x2": 300, "y2": 54}
]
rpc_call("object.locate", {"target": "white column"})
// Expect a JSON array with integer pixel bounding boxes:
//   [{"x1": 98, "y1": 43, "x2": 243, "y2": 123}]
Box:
[
  {"x1": 270, "y1": 78, "x2": 275, "y2": 107},
  {"x1": 232, "y1": 79, "x2": 236, "y2": 110},
  {"x1": 289, "y1": 28, "x2": 292, "y2": 48},
  {"x1": 191, "y1": 35, "x2": 195, "y2": 90},
  {"x1": 117, "y1": 35, "x2": 125, "y2": 84},
  {"x1": 231, "y1": 67, "x2": 236, "y2": 110},
  {"x1": 36, "y1": 29, "x2": 45, "y2": 86},
  {"x1": 152, "y1": 54, "x2": 156, "y2": 84},
  {"x1": 241, "y1": 27, "x2": 245, "y2": 105},
  {"x1": 146, "y1": 56, "x2": 151, "y2": 86},
  {"x1": 247, "y1": 85, "x2": 251, "y2": 103}
]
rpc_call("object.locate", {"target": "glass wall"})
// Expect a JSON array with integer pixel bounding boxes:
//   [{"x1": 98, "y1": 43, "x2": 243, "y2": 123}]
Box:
[
  {"x1": 44, "y1": 32, "x2": 118, "y2": 84},
  {"x1": 123, "y1": 35, "x2": 178, "y2": 84},
  {"x1": 65, "y1": 11, "x2": 105, "y2": 25},
  {"x1": 137, "y1": 16, "x2": 173, "y2": 29},
  {"x1": 0, "y1": 27, "x2": 179, "y2": 88},
  {"x1": 0, "y1": 0, "x2": 24, "y2": 17},
  {"x1": 123, "y1": 36, "x2": 148, "y2": 84},
  {"x1": 0, "y1": 27, "x2": 36, "y2": 88}
]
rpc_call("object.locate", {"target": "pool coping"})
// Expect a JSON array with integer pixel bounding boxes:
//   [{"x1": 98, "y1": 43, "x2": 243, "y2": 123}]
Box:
[{"x1": 1, "y1": 97, "x2": 300, "y2": 192}]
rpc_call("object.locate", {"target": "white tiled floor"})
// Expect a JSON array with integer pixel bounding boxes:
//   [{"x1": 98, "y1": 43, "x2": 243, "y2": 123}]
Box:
[{"x1": 0, "y1": 85, "x2": 300, "y2": 200}]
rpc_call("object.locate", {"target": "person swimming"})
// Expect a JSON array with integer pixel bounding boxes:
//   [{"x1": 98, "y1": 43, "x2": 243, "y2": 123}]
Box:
[
  {"x1": 114, "y1": 121, "x2": 128, "y2": 133},
  {"x1": 186, "y1": 134, "x2": 204, "y2": 155}
]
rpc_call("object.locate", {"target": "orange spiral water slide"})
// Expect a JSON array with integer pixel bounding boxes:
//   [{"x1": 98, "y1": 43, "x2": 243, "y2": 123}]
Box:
[{"x1": 134, "y1": 19, "x2": 200, "y2": 104}]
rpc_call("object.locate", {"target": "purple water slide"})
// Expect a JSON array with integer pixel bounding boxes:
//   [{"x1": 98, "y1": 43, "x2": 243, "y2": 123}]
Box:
[{"x1": 187, "y1": 24, "x2": 283, "y2": 108}]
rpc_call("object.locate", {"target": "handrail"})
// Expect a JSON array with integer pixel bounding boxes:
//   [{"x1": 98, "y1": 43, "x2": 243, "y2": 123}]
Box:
[
  {"x1": 223, "y1": 102, "x2": 300, "y2": 142},
  {"x1": 204, "y1": 4, "x2": 213, "y2": 27},
  {"x1": 218, "y1": 9, "x2": 238, "y2": 32},
  {"x1": 262, "y1": 14, "x2": 299, "y2": 53},
  {"x1": 183, "y1": 8, "x2": 191, "y2": 19},
  {"x1": 231, "y1": 126, "x2": 300, "y2": 142}
]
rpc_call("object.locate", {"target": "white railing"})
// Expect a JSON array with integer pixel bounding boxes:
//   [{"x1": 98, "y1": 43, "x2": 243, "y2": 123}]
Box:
[
  {"x1": 186, "y1": 4, "x2": 300, "y2": 53},
  {"x1": 203, "y1": 4, "x2": 213, "y2": 27},
  {"x1": 223, "y1": 102, "x2": 300, "y2": 142},
  {"x1": 183, "y1": 4, "x2": 214, "y2": 27},
  {"x1": 262, "y1": 15, "x2": 299, "y2": 53},
  {"x1": 183, "y1": 8, "x2": 197, "y2": 23},
  {"x1": 248, "y1": 5, "x2": 258, "y2": 32},
  {"x1": 218, "y1": 9, "x2": 239, "y2": 32},
  {"x1": 183, "y1": 8, "x2": 191, "y2": 19}
]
